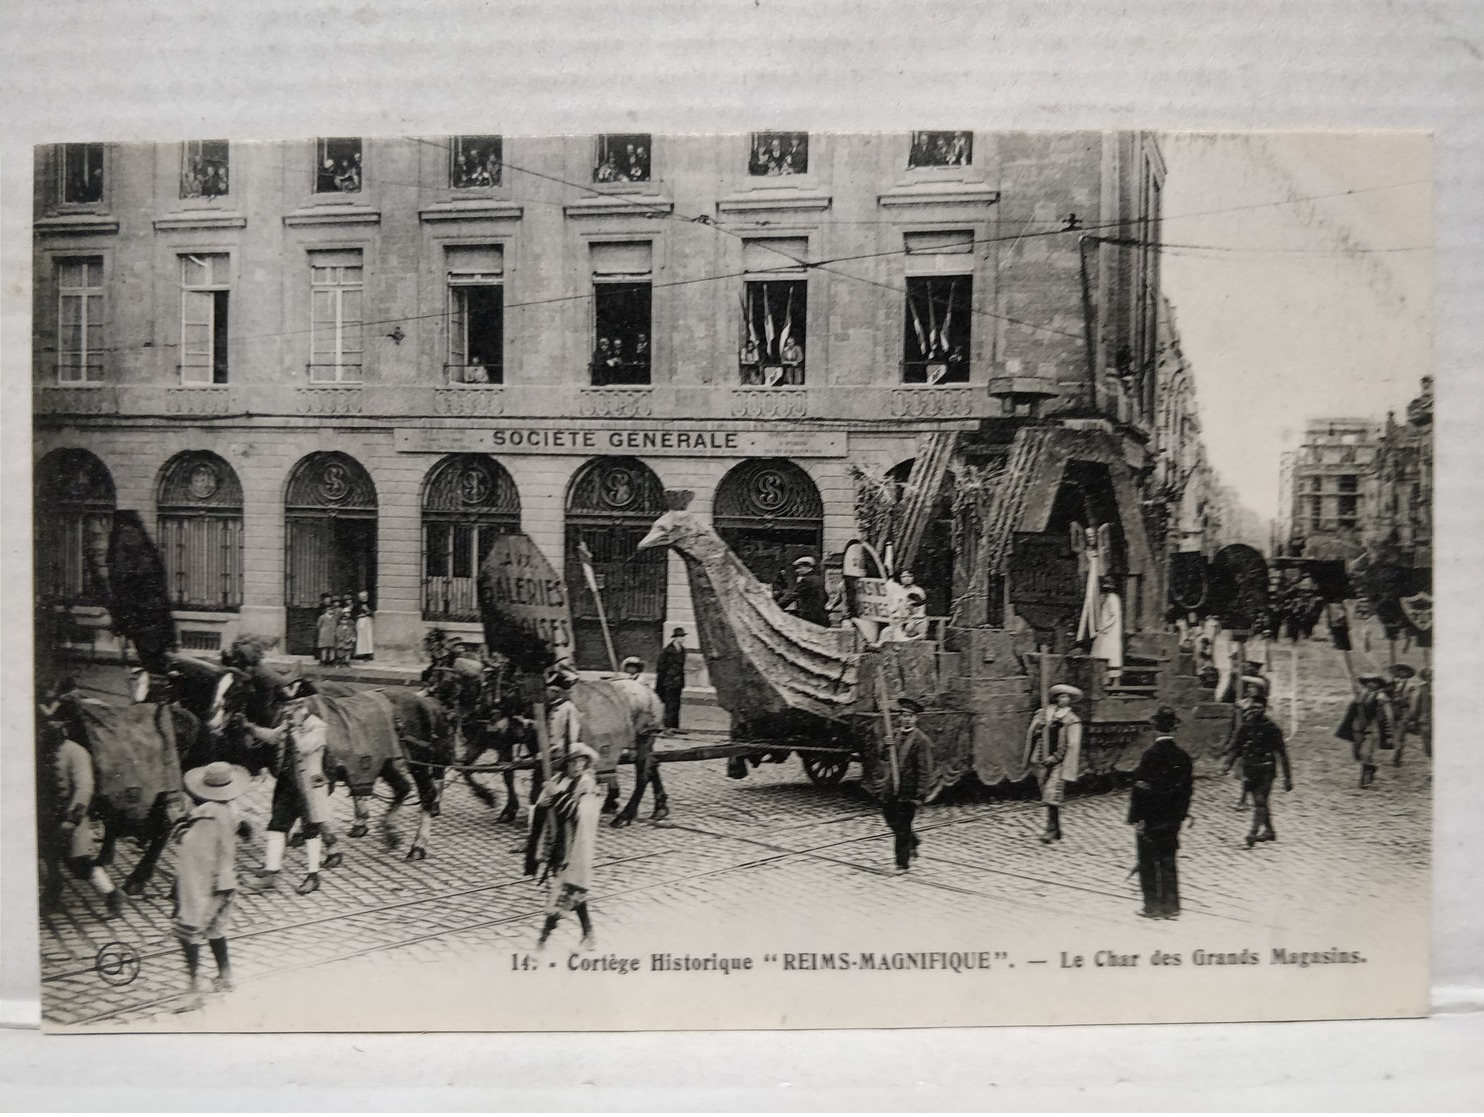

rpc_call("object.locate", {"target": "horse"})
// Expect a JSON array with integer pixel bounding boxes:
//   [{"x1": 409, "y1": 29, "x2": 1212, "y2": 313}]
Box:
[
  {"x1": 43, "y1": 691, "x2": 210, "y2": 899},
  {"x1": 310, "y1": 682, "x2": 455, "y2": 860}
]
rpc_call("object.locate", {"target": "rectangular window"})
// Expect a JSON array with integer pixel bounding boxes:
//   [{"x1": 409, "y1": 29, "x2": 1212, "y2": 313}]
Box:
[
  {"x1": 446, "y1": 244, "x2": 503, "y2": 384},
  {"x1": 308, "y1": 249, "x2": 363, "y2": 382},
  {"x1": 909, "y1": 131, "x2": 972, "y2": 168},
  {"x1": 740, "y1": 280, "x2": 807, "y2": 386},
  {"x1": 315, "y1": 138, "x2": 362, "y2": 193},
  {"x1": 181, "y1": 140, "x2": 229, "y2": 199},
  {"x1": 594, "y1": 134, "x2": 650, "y2": 183},
  {"x1": 902, "y1": 255, "x2": 972, "y2": 385},
  {"x1": 59, "y1": 143, "x2": 104, "y2": 204},
  {"x1": 180, "y1": 254, "x2": 230, "y2": 385},
  {"x1": 1308, "y1": 496, "x2": 1323, "y2": 531},
  {"x1": 591, "y1": 242, "x2": 652, "y2": 385},
  {"x1": 1337, "y1": 495, "x2": 1359, "y2": 524},
  {"x1": 1338, "y1": 474, "x2": 1358, "y2": 493},
  {"x1": 749, "y1": 132, "x2": 808, "y2": 176},
  {"x1": 56, "y1": 257, "x2": 105, "y2": 383},
  {"x1": 451, "y1": 136, "x2": 502, "y2": 188}
]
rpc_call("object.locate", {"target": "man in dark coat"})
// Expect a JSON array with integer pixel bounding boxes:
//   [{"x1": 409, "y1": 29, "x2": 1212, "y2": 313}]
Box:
[
  {"x1": 1128, "y1": 706, "x2": 1194, "y2": 919},
  {"x1": 655, "y1": 627, "x2": 688, "y2": 730},
  {"x1": 779, "y1": 555, "x2": 829, "y2": 627},
  {"x1": 881, "y1": 699, "x2": 935, "y2": 874},
  {"x1": 1223, "y1": 692, "x2": 1293, "y2": 847}
]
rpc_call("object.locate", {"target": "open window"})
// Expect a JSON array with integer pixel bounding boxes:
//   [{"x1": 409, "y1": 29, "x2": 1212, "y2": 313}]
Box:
[
  {"x1": 446, "y1": 244, "x2": 503, "y2": 384},
  {"x1": 181, "y1": 140, "x2": 229, "y2": 199},
  {"x1": 315, "y1": 137, "x2": 362, "y2": 194},
  {"x1": 180, "y1": 253, "x2": 230, "y2": 385},
  {"x1": 594, "y1": 134, "x2": 650, "y2": 183},
  {"x1": 590, "y1": 242, "x2": 651, "y2": 385},
  {"x1": 739, "y1": 238, "x2": 808, "y2": 386},
  {"x1": 902, "y1": 230, "x2": 973, "y2": 384}
]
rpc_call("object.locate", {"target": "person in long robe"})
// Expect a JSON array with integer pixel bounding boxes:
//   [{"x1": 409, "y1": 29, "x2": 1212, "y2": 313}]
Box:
[
  {"x1": 1092, "y1": 577, "x2": 1124, "y2": 682},
  {"x1": 1024, "y1": 684, "x2": 1083, "y2": 843},
  {"x1": 534, "y1": 742, "x2": 601, "y2": 951},
  {"x1": 352, "y1": 591, "x2": 374, "y2": 661}
]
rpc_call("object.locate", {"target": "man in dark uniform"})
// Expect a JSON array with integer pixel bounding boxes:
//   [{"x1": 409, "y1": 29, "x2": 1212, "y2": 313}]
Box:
[
  {"x1": 779, "y1": 554, "x2": 829, "y2": 627},
  {"x1": 1128, "y1": 706, "x2": 1194, "y2": 920},
  {"x1": 881, "y1": 698, "x2": 935, "y2": 875},
  {"x1": 655, "y1": 627, "x2": 688, "y2": 730},
  {"x1": 1223, "y1": 692, "x2": 1293, "y2": 847}
]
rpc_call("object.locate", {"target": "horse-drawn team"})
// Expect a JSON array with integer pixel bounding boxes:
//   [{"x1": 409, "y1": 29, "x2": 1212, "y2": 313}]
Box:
[{"x1": 36, "y1": 629, "x2": 666, "y2": 967}]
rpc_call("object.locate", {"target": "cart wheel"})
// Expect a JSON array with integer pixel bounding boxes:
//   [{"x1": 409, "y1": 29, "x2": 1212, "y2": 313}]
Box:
[{"x1": 802, "y1": 753, "x2": 850, "y2": 787}]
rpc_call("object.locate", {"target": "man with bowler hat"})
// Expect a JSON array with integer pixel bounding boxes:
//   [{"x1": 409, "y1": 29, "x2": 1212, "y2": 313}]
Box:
[
  {"x1": 1223, "y1": 691, "x2": 1292, "y2": 848},
  {"x1": 1128, "y1": 706, "x2": 1194, "y2": 919},
  {"x1": 881, "y1": 698, "x2": 934, "y2": 874},
  {"x1": 656, "y1": 627, "x2": 688, "y2": 730}
]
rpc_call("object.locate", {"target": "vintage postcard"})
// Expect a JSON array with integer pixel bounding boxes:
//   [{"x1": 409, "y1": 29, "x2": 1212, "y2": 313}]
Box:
[{"x1": 28, "y1": 129, "x2": 1432, "y2": 1031}]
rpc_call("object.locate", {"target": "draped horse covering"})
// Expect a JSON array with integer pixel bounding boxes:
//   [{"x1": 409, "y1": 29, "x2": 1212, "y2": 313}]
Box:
[
  {"x1": 306, "y1": 689, "x2": 401, "y2": 796},
  {"x1": 73, "y1": 700, "x2": 185, "y2": 825}
]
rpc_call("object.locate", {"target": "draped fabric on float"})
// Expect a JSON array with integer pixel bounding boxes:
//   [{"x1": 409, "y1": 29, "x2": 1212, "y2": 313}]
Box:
[
  {"x1": 106, "y1": 510, "x2": 177, "y2": 673},
  {"x1": 305, "y1": 689, "x2": 401, "y2": 797}
]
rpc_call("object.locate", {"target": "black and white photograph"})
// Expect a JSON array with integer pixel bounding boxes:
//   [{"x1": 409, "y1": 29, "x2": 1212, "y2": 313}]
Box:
[{"x1": 27, "y1": 127, "x2": 1434, "y2": 1032}]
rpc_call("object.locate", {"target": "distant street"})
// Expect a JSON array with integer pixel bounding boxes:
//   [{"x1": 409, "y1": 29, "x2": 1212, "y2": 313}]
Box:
[{"x1": 39, "y1": 617, "x2": 1429, "y2": 1028}]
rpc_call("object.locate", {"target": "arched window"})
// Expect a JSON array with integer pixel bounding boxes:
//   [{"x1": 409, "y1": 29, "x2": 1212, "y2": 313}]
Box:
[
  {"x1": 156, "y1": 451, "x2": 244, "y2": 610},
  {"x1": 284, "y1": 451, "x2": 378, "y2": 656},
  {"x1": 714, "y1": 458, "x2": 824, "y2": 586},
  {"x1": 421, "y1": 454, "x2": 521, "y2": 621},
  {"x1": 35, "y1": 448, "x2": 116, "y2": 605},
  {"x1": 565, "y1": 457, "x2": 666, "y2": 670}
]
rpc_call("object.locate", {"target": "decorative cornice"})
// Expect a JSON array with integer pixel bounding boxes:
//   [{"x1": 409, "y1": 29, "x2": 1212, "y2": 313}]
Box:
[
  {"x1": 716, "y1": 191, "x2": 832, "y2": 215},
  {"x1": 563, "y1": 196, "x2": 673, "y2": 219},
  {"x1": 730, "y1": 388, "x2": 808, "y2": 419},
  {"x1": 877, "y1": 185, "x2": 1001, "y2": 209},
  {"x1": 433, "y1": 388, "x2": 505, "y2": 416},
  {"x1": 419, "y1": 201, "x2": 525, "y2": 223},
  {"x1": 296, "y1": 387, "x2": 364, "y2": 415},
  {"x1": 34, "y1": 214, "x2": 120, "y2": 236},
  {"x1": 153, "y1": 212, "x2": 248, "y2": 232},
  {"x1": 283, "y1": 206, "x2": 382, "y2": 228}
]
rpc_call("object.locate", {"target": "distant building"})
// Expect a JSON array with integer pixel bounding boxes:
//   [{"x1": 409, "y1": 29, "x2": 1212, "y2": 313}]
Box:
[
  {"x1": 1285, "y1": 417, "x2": 1382, "y2": 561},
  {"x1": 1372, "y1": 376, "x2": 1433, "y2": 569}
]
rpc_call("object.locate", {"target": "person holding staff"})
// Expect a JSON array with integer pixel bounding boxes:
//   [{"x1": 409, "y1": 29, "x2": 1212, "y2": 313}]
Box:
[
  {"x1": 534, "y1": 742, "x2": 602, "y2": 951},
  {"x1": 1025, "y1": 684, "x2": 1083, "y2": 844},
  {"x1": 880, "y1": 698, "x2": 935, "y2": 874}
]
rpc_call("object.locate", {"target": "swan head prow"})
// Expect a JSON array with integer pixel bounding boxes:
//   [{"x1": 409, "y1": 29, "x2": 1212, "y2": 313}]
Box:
[{"x1": 638, "y1": 490, "x2": 706, "y2": 553}]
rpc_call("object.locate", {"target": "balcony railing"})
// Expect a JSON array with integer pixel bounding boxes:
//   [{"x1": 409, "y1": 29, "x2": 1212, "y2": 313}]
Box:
[
  {"x1": 589, "y1": 359, "x2": 651, "y2": 386},
  {"x1": 306, "y1": 363, "x2": 363, "y2": 384},
  {"x1": 739, "y1": 361, "x2": 804, "y2": 387},
  {"x1": 900, "y1": 359, "x2": 970, "y2": 385},
  {"x1": 444, "y1": 363, "x2": 503, "y2": 386}
]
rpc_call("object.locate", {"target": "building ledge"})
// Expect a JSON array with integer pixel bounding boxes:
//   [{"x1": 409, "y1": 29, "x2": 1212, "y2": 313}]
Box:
[
  {"x1": 716, "y1": 189, "x2": 832, "y2": 215},
  {"x1": 563, "y1": 195, "x2": 673, "y2": 219},
  {"x1": 283, "y1": 205, "x2": 382, "y2": 228},
  {"x1": 34, "y1": 214, "x2": 120, "y2": 236},
  {"x1": 153, "y1": 212, "x2": 248, "y2": 232},
  {"x1": 419, "y1": 201, "x2": 524, "y2": 223},
  {"x1": 877, "y1": 184, "x2": 1000, "y2": 208}
]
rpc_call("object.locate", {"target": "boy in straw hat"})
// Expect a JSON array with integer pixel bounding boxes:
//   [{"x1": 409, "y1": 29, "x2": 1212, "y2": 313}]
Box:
[
  {"x1": 534, "y1": 741, "x2": 602, "y2": 950},
  {"x1": 1024, "y1": 684, "x2": 1083, "y2": 843},
  {"x1": 173, "y1": 760, "x2": 252, "y2": 1011}
]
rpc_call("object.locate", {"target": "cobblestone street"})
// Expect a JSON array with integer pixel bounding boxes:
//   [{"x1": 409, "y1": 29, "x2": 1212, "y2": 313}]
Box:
[{"x1": 38, "y1": 621, "x2": 1430, "y2": 1030}]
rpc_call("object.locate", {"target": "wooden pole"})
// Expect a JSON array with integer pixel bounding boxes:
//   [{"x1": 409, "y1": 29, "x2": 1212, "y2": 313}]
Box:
[
  {"x1": 877, "y1": 663, "x2": 899, "y2": 796},
  {"x1": 1289, "y1": 641, "x2": 1299, "y2": 740},
  {"x1": 532, "y1": 699, "x2": 552, "y2": 781}
]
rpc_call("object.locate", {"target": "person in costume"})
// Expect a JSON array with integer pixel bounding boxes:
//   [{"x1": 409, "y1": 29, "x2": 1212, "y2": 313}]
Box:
[
  {"x1": 1336, "y1": 673, "x2": 1396, "y2": 789},
  {"x1": 1024, "y1": 684, "x2": 1084, "y2": 844},
  {"x1": 172, "y1": 761, "x2": 251, "y2": 1011},
  {"x1": 534, "y1": 741, "x2": 602, "y2": 951},
  {"x1": 880, "y1": 698, "x2": 935, "y2": 874},
  {"x1": 1223, "y1": 692, "x2": 1292, "y2": 847},
  {"x1": 248, "y1": 698, "x2": 342, "y2": 894}
]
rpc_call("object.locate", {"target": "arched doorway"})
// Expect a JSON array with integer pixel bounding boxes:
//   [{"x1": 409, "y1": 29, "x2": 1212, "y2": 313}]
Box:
[
  {"x1": 564, "y1": 456, "x2": 666, "y2": 670},
  {"x1": 421, "y1": 453, "x2": 521, "y2": 622},
  {"x1": 35, "y1": 448, "x2": 116, "y2": 605},
  {"x1": 284, "y1": 451, "x2": 377, "y2": 655},
  {"x1": 156, "y1": 451, "x2": 244, "y2": 611},
  {"x1": 714, "y1": 458, "x2": 824, "y2": 587},
  {"x1": 886, "y1": 458, "x2": 954, "y2": 618}
]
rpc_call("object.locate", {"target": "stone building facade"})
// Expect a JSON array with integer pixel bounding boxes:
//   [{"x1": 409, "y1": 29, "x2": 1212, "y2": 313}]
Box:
[
  {"x1": 34, "y1": 131, "x2": 1169, "y2": 668},
  {"x1": 1283, "y1": 417, "x2": 1382, "y2": 561}
]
